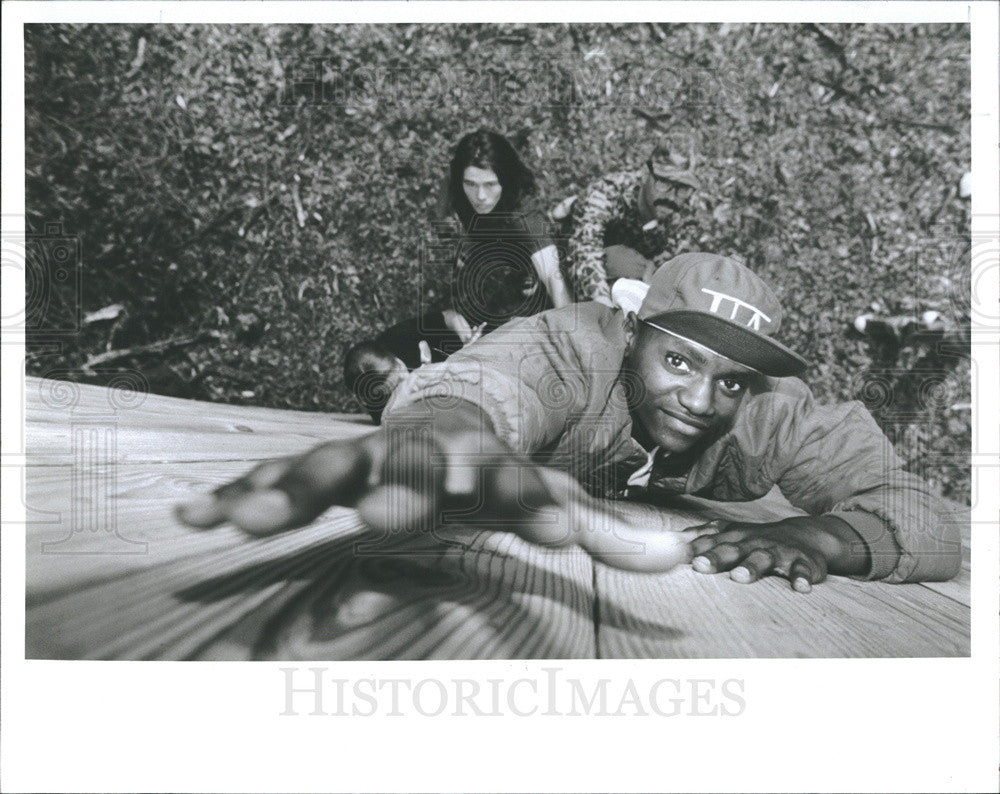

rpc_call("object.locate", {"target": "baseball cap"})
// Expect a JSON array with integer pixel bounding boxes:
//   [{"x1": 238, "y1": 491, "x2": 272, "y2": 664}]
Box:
[
  {"x1": 638, "y1": 252, "x2": 809, "y2": 377},
  {"x1": 647, "y1": 160, "x2": 701, "y2": 191}
]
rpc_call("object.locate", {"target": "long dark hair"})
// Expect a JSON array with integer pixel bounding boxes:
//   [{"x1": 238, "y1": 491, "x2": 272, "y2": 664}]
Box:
[{"x1": 447, "y1": 129, "x2": 537, "y2": 225}]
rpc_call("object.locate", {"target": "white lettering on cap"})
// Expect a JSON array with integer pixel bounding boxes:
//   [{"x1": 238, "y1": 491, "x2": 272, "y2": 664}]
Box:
[{"x1": 701, "y1": 288, "x2": 772, "y2": 331}]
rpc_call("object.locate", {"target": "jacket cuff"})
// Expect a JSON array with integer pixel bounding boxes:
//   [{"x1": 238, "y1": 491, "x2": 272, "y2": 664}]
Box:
[{"x1": 829, "y1": 510, "x2": 900, "y2": 580}]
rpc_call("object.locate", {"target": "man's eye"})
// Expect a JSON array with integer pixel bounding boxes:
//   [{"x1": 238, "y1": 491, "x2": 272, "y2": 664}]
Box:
[
  {"x1": 665, "y1": 353, "x2": 689, "y2": 371},
  {"x1": 719, "y1": 378, "x2": 745, "y2": 394}
]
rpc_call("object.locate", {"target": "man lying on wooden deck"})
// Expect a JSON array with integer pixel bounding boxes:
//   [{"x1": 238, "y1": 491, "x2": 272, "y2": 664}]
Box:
[{"x1": 178, "y1": 253, "x2": 961, "y2": 592}]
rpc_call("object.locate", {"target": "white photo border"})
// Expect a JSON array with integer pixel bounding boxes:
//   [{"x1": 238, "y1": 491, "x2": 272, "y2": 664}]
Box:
[{"x1": 2, "y1": 3, "x2": 997, "y2": 792}]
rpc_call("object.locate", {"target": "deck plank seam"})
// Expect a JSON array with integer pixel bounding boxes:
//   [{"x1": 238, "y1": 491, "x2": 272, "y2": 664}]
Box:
[
  {"x1": 591, "y1": 560, "x2": 602, "y2": 659},
  {"x1": 915, "y1": 580, "x2": 971, "y2": 608}
]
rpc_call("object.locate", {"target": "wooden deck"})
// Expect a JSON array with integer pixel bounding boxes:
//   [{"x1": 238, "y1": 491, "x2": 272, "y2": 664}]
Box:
[{"x1": 22, "y1": 376, "x2": 970, "y2": 660}]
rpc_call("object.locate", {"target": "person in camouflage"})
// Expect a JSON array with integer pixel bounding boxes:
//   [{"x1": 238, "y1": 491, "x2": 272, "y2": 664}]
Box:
[{"x1": 566, "y1": 155, "x2": 700, "y2": 306}]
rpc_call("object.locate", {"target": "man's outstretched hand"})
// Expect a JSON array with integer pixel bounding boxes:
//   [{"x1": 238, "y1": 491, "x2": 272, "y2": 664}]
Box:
[
  {"x1": 176, "y1": 403, "x2": 706, "y2": 573},
  {"x1": 177, "y1": 434, "x2": 382, "y2": 535},
  {"x1": 687, "y1": 516, "x2": 872, "y2": 593}
]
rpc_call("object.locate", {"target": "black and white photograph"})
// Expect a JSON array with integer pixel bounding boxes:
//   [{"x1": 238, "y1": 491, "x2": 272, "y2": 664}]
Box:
[{"x1": 2, "y1": 2, "x2": 998, "y2": 792}]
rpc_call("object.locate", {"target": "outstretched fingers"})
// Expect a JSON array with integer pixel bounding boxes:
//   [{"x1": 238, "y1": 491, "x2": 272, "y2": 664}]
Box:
[
  {"x1": 732, "y1": 545, "x2": 826, "y2": 592},
  {"x1": 729, "y1": 548, "x2": 777, "y2": 584},
  {"x1": 357, "y1": 432, "x2": 444, "y2": 534},
  {"x1": 691, "y1": 542, "x2": 743, "y2": 574},
  {"x1": 689, "y1": 526, "x2": 749, "y2": 559},
  {"x1": 483, "y1": 460, "x2": 567, "y2": 545},
  {"x1": 176, "y1": 457, "x2": 295, "y2": 529},
  {"x1": 581, "y1": 521, "x2": 695, "y2": 573},
  {"x1": 788, "y1": 558, "x2": 820, "y2": 593},
  {"x1": 509, "y1": 468, "x2": 694, "y2": 573},
  {"x1": 176, "y1": 438, "x2": 375, "y2": 535}
]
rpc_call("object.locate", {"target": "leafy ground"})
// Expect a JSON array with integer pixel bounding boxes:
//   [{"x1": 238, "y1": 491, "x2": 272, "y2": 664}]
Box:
[{"x1": 24, "y1": 23, "x2": 971, "y2": 501}]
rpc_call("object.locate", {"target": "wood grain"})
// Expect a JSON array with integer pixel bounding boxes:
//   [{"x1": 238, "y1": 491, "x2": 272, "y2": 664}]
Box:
[
  {"x1": 25, "y1": 375, "x2": 374, "y2": 464},
  {"x1": 595, "y1": 564, "x2": 970, "y2": 658},
  {"x1": 25, "y1": 465, "x2": 596, "y2": 660},
  {"x1": 249, "y1": 530, "x2": 596, "y2": 661},
  {"x1": 595, "y1": 494, "x2": 970, "y2": 658},
  {"x1": 23, "y1": 377, "x2": 971, "y2": 660},
  {"x1": 26, "y1": 512, "x2": 596, "y2": 660}
]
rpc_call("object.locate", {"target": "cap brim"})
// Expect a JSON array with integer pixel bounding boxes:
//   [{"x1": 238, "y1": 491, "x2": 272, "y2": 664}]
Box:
[
  {"x1": 644, "y1": 310, "x2": 809, "y2": 377},
  {"x1": 649, "y1": 167, "x2": 701, "y2": 190}
]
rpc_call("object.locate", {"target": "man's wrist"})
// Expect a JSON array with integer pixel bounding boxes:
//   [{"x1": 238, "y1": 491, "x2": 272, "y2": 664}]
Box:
[
  {"x1": 386, "y1": 400, "x2": 500, "y2": 454},
  {"x1": 610, "y1": 501, "x2": 681, "y2": 534},
  {"x1": 827, "y1": 510, "x2": 900, "y2": 579},
  {"x1": 793, "y1": 514, "x2": 871, "y2": 576}
]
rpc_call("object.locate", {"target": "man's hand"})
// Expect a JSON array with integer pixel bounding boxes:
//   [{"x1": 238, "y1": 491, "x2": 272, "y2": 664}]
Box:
[
  {"x1": 464, "y1": 322, "x2": 487, "y2": 346},
  {"x1": 441, "y1": 308, "x2": 478, "y2": 345},
  {"x1": 177, "y1": 402, "x2": 704, "y2": 573},
  {"x1": 687, "y1": 515, "x2": 871, "y2": 593}
]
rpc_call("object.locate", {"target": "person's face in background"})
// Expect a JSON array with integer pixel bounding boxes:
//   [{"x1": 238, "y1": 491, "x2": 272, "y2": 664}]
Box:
[
  {"x1": 356, "y1": 354, "x2": 409, "y2": 421},
  {"x1": 463, "y1": 166, "x2": 503, "y2": 215},
  {"x1": 641, "y1": 168, "x2": 696, "y2": 225},
  {"x1": 376, "y1": 356, "x2": 409, "y2": 400}
]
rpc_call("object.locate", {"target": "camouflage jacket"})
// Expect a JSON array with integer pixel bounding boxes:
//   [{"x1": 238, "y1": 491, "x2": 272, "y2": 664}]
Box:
[{"x1": 566, "y1": 168, "x2": 692, "y2": 303}]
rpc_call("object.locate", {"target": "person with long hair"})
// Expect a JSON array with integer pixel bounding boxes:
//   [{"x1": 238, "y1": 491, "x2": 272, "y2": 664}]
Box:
[
  {"x1": 439, "y1": 128, "x2": 572, "y2": 340},
  {"x1": 344, "y1": 129, "x2": 572, "y2": 422}
]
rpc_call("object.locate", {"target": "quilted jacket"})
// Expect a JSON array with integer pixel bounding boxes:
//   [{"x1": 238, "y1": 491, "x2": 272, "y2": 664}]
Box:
[{"x1": 385, "y1": 301, "x2": 961, "y2": 583}]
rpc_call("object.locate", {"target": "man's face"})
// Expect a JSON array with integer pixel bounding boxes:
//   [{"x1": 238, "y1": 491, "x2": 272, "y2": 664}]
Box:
[
  {"x1": 381, "y1": 356, "x2": 409, "y2": 395},
  {"x1": 625, "y1": 321, "x2": 755, "y2": 454},
  {"x1": 463, "y1": 166, "x2": 503, "y2": 215},
  {"x1": 642, "y1": 172, "x2": 695, "y2": 223}
]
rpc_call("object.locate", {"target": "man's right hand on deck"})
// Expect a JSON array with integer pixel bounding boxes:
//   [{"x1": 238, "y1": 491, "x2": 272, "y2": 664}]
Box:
[{"x1": 176, "y1": 403, "x2": 701, "y2": 573}]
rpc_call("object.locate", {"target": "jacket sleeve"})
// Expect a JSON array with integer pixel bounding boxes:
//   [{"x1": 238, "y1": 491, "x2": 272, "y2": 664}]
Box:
[
  {"x1": 730, "y1": 378, "x2": 961, "y2": 583},
  {"x1": 382, "y1": 305, "x2": 617, "y2": 455},
  {"x1": 521, "y1": 206, "x2": 557, "y2": 257},
  {"x1": 566, "y1": 175, "x2": 623, "y2": 304}
]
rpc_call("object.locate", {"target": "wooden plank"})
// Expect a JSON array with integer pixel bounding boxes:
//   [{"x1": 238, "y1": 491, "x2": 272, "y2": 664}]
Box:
[
  {"x1": 594, "y1": 493, "x2": 969, "y2": 658},
  {"x1": 25, "y1": 375, "x2": 374, "y2": 464},
  {"x1": 23, "y1": 378, "x2": 971, "y2": 660},
  {"x1": 657, "y1": 492, "x2": 971, "y2": 609},
  {"x1": 25, "y1": 461, "x2": 292, "y2": 594},
  {"x1": 595, "y1": 563, "x2": 969, "y2": 658},
  {"x1": 242, "y1": 530, "x2": 596, "y2": 661},
  {"x1": 26, "y1": 512, "x2": 597, "y2": 659},
  {"x1": 25, "y1": 463, "x2": 596, "y2": 660}
]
